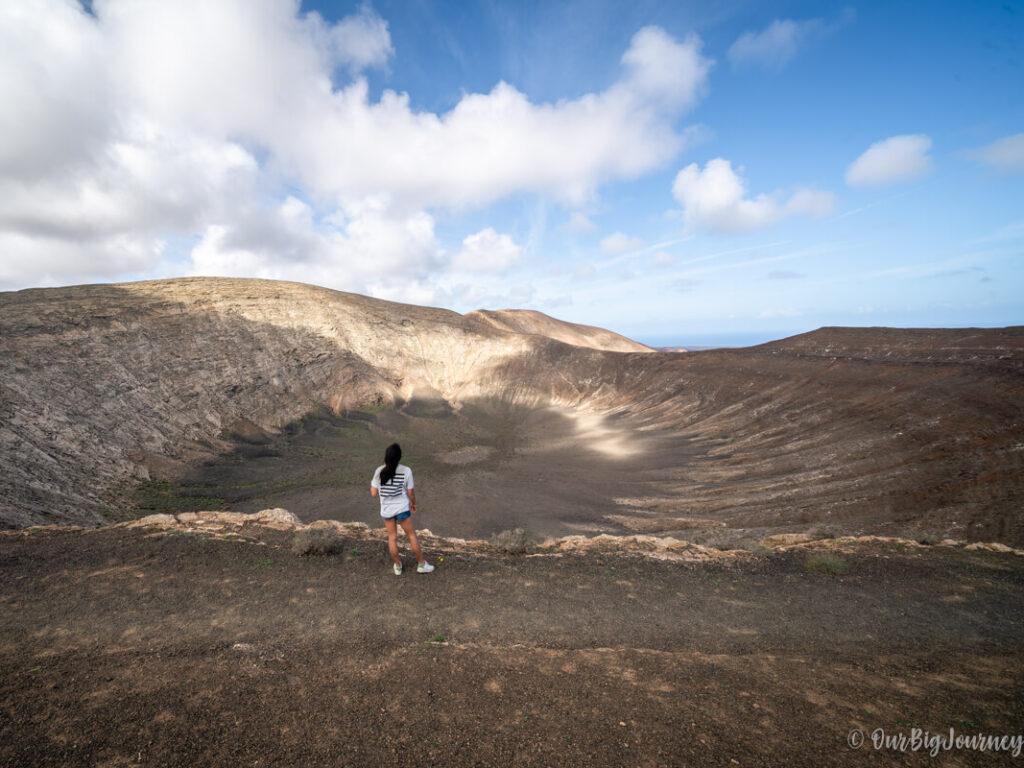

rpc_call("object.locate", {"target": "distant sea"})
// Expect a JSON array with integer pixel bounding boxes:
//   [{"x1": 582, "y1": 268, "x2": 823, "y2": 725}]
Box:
[{"x1": 638, "y1": 331, "x2": 802, "y2": 349}]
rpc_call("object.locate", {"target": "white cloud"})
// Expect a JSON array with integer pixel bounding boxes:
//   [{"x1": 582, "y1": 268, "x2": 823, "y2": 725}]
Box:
[
  {"x1": 0, "y1": 1, "x2": 712, "y2": 295},
  {"x1": 321, "y1": 3, "x2": 394, "y2": 72},
  {"x1": 0, "y1": 229, "x2": 164, "y2": 288},
  {"x1": 451, "y1": 228, "x2": 522, "y2": 273},
  {"x1": 845, "y1": 134, "x2": 933, "y2": 186},
  {"x1": 188, "y1": 196, "x2": 443, "y2": 301},
  {"x1": 728, "y1": 18, "x2": 822, "y2": 71},
  {"x1": 672, "y1": 158, "x2": 835, "y2": 233},
  {"x1": 563, "y1": 211, "x2": 597, "y2": 233},
  {"x1": 285, "y1": 26, "x2": 710, "y2": 209},
  {"x1": 0, "y1": 0, "x2": 112, "y2": 180},
  {"x1": 600, "y1": 232, "x2": 645, "y2": 254},
  {"x1": 785, "y1": 187, "x2": 837, "y2": 218},
  {"x1": 970, "y1": 132, "x2": 1024, "y2": 174},
  {"x1": 652, "y1": 251, "x2": 675, "y2": 267}
]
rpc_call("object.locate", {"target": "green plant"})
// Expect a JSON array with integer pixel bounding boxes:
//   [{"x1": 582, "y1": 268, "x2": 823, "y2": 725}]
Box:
[
  {"x1": 806, "y1": 552, "x2": 844, "y2": 575},
  {"x1": 429, "y1": 634, "x2": 446, "y2": 643},
  {"x1": 290, "y1": 527, "x2": 345, "y2": 556},
  {"x1": 245, "y1": 557, "x2": 275, "y2": 570},
  {"x1": 349, "y1": 546, "x2": 363, "y2": 556}
]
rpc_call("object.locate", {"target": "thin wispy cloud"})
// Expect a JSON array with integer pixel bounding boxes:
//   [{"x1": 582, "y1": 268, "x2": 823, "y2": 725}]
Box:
[
  {"x1": 845, "y1": 134, "x2": 933, "y2": 186},
  {"x1": 728, "y1": 18, "x2": 823, "y2": 71},
  {"x1": 970, "y1": 133, "x2": 1024, "y2": 174},
  {"x1": 727, "y1": 10, "x2": 853, "y2": 71}
]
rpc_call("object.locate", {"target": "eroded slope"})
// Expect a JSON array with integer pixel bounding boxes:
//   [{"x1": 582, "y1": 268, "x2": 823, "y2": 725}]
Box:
[{"x1": 1, "y1": 278, "x2": 1022, "y2": 545}]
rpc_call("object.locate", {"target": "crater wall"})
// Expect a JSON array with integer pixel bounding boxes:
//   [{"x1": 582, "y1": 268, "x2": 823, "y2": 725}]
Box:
[{"x1": 1, "y1": 278, "x2": 1022, "y2": 543}]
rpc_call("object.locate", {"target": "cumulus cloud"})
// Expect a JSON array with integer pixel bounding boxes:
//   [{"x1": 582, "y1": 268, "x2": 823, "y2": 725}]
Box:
[
  {"x1": 970, "y1": 132, "x2": 1024, "y2": 174},
  {"x1": 0, "y1": 0, "x2": 112, "y2": 180},
  {"x1": 845, "y1": 134, "x2": 933, "y2": 186},
  {"x1": 600, "y1": 232, "x2": 645, "y2": 254},
  {"x1": 0, "y1": 229, "x2": 164, "y2": 288},
  {"x1": 0, "y1": 1, "x2": 711, "y2": 295},
  {"x1": 451, "y1": 228, "x2": 523, "y2": 273},
  {"x1": 285, "y1": 26, "x2": 710, "y2": 209},
  {"x1": 728, "y1": 18, "x2": 822, "y2": 70},
  {"x1": 322, "y1": 3, "x2": 394, "y2": 72},
  {"x1": 672, "y1": 158, "x2": 835, "y2": 233},
  {"x1": 188, "y1": 195, "x2": 442, "y2": 297}
]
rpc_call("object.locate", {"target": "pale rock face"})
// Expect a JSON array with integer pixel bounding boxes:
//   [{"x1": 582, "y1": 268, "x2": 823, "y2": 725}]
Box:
[
  {"x1": 465, "y1": 309, "x2": 654, "y2": 354},
  {"x1": 255, "y1": 508, "x2": 303, "y2": 526}
]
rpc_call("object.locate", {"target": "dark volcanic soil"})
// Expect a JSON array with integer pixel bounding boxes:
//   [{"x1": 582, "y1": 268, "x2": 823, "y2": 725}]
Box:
[
  {"x1": 151, "y1": 401, "x2": 695, "y2": 542},
  {"x1": 1, "y1": 525, "x2": 1022, "y2": 767},
  {"x1": 148, "y1": 374, "x2": 1024, "y2": 550}
]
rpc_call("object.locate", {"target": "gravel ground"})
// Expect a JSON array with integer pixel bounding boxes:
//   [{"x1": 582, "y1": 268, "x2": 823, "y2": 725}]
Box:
[{"x1": 1, "y1": 525, "x2": 1022, "y2": 767}]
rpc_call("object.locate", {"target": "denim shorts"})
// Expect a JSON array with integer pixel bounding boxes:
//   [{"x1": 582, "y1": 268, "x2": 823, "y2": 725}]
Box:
[{"x1": 387, "y1": 510, "x2": 411, "y2": 522}]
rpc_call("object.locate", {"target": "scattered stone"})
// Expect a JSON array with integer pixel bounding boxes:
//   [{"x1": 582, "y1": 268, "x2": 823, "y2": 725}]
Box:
[
  {"x1": 256, "y1": 508, "x2": 303, "y2": 527},
  {"x1": 760, "y1": 533, "x2": 814, "y2": 547},
  {"x1": 126, "y1": 514, "x2": 178, "y2": 528},
  {"x1": 966, "y1": 542, "x2": 1016, "y2": 553}
]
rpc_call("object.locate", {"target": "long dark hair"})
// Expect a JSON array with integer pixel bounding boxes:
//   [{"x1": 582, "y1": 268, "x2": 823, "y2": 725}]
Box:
[{"x1": 380, "y1": 443, "x2": 402, "y2": 486}]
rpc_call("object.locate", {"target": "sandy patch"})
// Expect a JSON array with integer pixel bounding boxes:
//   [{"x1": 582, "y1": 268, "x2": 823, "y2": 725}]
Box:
[{"x1": 436, "y1": 445, "x2": 497, "y2": 464}]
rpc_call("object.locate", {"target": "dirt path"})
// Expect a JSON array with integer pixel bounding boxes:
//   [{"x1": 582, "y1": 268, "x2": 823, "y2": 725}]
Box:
[{"x1": 2, "y1": 525, "x2": 1022, "y2": 767}]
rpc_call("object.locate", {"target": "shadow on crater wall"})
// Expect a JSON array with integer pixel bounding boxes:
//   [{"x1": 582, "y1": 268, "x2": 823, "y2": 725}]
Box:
[{"x1": 3, "y1": 279, "x2": 1023, "y2": 545}]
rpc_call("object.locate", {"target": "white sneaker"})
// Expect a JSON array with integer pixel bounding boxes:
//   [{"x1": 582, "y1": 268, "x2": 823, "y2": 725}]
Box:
[
  {"x1": 393, "y1": 562, "x2": 403, "y2": 576},
  {"x1": 416, "y1": 561, "x2": 434, "y2": 573}
]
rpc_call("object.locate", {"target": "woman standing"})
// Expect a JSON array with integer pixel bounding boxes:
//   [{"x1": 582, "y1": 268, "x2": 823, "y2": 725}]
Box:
[{"x1": 371, "y1": 443, "x2": 434, "y2": 575}]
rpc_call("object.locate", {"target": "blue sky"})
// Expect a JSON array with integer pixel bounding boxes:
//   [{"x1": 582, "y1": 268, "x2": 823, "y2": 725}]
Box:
[{"x1": 1, "y1": 0, "x2": 1021, "y2": 345}]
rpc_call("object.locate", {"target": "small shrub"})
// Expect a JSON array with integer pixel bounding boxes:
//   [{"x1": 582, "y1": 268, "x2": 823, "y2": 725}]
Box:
[
  {"x1": 907, "y1": 528, "x2": 941, "y2": 546},
  {"x1": 490, "y1": 528, "x2": 533, "y2": 554},
  {"x1": 806, "y1": 552, "x2": 844, "y2": 575},
  {"x1": 291, "y1": 527, "x2": 345, "y2": 556},
  {"x1": 809, "y1": 524, "x2": 839, "y2": 540}
]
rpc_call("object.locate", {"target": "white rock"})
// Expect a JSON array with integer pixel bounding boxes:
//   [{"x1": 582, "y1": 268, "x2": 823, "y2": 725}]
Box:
[
  {"x1": 128, "y1": 514, "x2": 177, "y2": 528},
  {"x1": 255, "y1": 508, "x2": 302, "y2": 526}
]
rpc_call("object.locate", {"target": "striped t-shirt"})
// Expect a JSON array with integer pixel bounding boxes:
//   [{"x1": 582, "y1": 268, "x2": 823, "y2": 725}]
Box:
[{"x1": 371, "y1": 464, "x2": 414, "y2": 519}]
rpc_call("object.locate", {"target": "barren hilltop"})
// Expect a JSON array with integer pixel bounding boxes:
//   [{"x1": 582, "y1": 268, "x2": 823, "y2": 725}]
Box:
[{"x1": 1, "y1": 277, "x2": 1022, "y2": 546}]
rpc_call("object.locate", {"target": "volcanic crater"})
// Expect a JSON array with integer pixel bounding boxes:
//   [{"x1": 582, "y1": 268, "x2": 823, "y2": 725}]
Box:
[{"x1": 2, "y1": 277, "x2": 1022, "y2": 546}]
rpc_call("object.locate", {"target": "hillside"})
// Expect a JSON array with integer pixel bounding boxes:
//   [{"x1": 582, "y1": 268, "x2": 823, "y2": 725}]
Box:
[
  {"x1": 1, "y1": 278, "x2": 1022, "y2": 545},
  {"x1": 465, "y1": 308, "x2": 654, "y2": 353}
]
